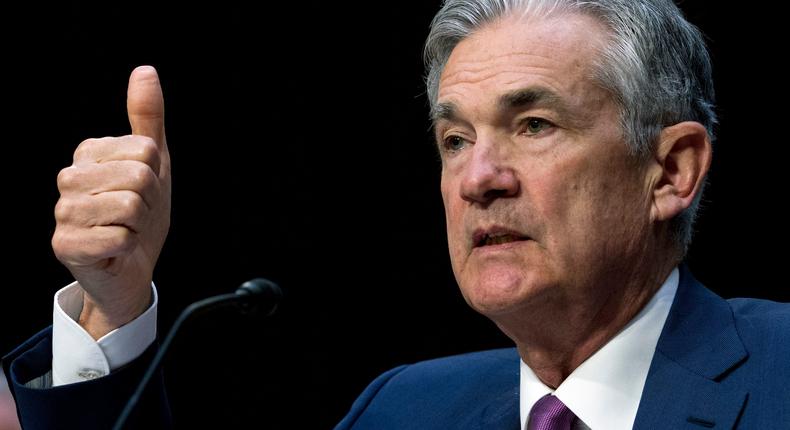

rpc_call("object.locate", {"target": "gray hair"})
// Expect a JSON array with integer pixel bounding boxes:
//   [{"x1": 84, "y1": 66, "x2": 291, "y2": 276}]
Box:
[{"x1": 424, "y1": 0, "x2": 716, "y2": 256}]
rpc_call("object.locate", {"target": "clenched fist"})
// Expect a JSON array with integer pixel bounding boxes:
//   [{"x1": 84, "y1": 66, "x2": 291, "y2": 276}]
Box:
[{"x1": 52, "y1": 66, "x2": 171, "y2": 340}]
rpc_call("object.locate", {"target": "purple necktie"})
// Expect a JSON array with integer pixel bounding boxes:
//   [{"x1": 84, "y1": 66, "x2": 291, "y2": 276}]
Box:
[{"x1": 528, "y1": 394, "x2": 576, "y2": 430}]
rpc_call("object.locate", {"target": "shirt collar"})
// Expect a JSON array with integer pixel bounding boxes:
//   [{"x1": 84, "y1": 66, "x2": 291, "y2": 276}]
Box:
[{"x1": 519, "y1": 267, "x2": 679, "y2": 429}]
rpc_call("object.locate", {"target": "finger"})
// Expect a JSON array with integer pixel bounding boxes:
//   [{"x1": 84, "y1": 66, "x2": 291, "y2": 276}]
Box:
[
  {"x1": 52, "y1": 225, "x2": 137, "y2": 266},
  {"x1": 73, "y1": 136, "x2": 161, "y2": 176},
  {"x1": 57, "y1": 161, "x2": 161, "y2": 208},
  {"x1": 55, "y1": 191, "x2": 149, "y2": 232},
  {"x1": 127, "y1": 66, "x2": 166, "y2": 147}
]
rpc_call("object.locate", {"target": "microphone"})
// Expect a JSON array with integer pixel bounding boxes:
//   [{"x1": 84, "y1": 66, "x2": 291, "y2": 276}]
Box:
[
  {"x1": 235, "y1": 278, "x2": 283, "y2": 316},
  {"x1": 112, "y1": 278, "x2": 282, "y2": 430}
]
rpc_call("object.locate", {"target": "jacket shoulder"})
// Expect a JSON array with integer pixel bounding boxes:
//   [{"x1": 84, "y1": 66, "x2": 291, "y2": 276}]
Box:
[
  {"x1": 728, "y1": 296, "x2": 790, "y2": 322},
  {"x1": 727, "y1": 297, "x2": 790, "y2": 354},
  {"x1": 398, "y1": 347, "x2": 519, "y2": 382},
  {"x1": 728, "y1": 297, "x2": 790, "y2": 336},
  {"x1": 335, "y1": 348, "x2": 519, "y2": 429}
]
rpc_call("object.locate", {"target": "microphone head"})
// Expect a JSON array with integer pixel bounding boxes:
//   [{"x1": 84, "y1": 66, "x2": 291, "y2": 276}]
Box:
[{"x1": 236, "y1": 278, "x2": 282, "y2": 316}]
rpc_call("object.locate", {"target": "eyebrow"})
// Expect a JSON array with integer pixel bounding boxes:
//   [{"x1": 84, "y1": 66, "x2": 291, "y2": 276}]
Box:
[
  {"x1": 432, "y1": 86, "x2": 573, "y2": 126},
  {"x1": 431, "y1": 101, "x2": 460, "y2": 124},
  {"x1": 499, "y1": 87, "x2": 569, "y2": 113}
]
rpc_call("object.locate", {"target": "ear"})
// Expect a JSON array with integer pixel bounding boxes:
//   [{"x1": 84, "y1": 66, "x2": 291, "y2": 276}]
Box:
[{"x1": 649, "y1": 121, "x2": 712, "y2": 222}]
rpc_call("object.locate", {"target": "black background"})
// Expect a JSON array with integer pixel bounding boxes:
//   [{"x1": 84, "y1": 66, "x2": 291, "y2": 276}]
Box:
[{"x1": 1, "y1": 1, "x2": 787, "y2": 428}]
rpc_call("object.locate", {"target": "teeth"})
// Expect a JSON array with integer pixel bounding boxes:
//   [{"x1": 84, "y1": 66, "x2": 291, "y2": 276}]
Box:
[{"x1": 484, "y1": 234, "x2": 519, "y2": 246}]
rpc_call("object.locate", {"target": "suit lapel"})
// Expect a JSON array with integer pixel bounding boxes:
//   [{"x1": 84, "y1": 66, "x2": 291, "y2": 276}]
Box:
[{"x1": 633, "y1": 265, "x2": 749, "y2": 429}]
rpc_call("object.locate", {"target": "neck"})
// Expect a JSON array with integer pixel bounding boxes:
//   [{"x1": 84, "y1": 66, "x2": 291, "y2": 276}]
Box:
[{"x1": 498, "y1": 255, "x2": 678, "y2": 389}]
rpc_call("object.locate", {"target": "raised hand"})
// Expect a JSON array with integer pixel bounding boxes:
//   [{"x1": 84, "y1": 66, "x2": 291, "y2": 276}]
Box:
[{"x1": 52, "y1": 66, "x2": 171, "y2": 339}]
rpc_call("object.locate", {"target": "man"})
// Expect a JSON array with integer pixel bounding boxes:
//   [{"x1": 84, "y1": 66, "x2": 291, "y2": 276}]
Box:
[
  {"x1": 334, "y1": 1, "x2": 790, "y2": 428},
  {"x1": 3, "y1": 1, "x2": 789, "y2": 430}
]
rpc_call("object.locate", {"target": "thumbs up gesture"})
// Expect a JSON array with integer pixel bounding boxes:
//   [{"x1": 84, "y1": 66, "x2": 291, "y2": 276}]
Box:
[{"x1": 52, "y1": 66, "x2": 171, "y2": 339}]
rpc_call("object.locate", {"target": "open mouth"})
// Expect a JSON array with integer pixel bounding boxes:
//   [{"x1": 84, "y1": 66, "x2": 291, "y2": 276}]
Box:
[{"x1": 474, "y1": 231, "x2": 530, "y2": 248}]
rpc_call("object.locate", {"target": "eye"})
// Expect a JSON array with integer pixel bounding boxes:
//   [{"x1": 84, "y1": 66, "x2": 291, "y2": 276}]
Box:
[
  {"x1": 522, "y1": 117, "x2": 553, "y2": 135},
  {"x1": 443, "y1": 135, "x2": 468, "y2": 152}
]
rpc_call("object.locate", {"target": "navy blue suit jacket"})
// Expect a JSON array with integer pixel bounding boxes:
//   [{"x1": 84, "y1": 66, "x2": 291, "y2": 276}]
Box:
[
  {"x1": 3, "y1": 265, "x2": 789, "y2": 429},
  {"x1": 335, "y1": 266, "x2": 790, "y2": 429}
]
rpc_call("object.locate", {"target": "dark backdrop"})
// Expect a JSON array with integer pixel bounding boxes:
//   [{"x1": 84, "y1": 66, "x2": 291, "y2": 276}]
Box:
[{"x1": 2, "y1": 1, "x2": 787, "y2": 428}]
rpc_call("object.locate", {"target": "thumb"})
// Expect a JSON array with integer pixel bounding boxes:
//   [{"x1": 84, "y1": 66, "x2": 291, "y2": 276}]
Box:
[{"x1": 127, "y1": 65, "x2": 166, "y2": 146}]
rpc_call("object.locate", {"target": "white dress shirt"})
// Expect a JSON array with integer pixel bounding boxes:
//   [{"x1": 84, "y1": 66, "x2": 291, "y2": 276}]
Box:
[
  {"x1": 51, "y1": 282, "x2": 158, "y2": 386},
  {"x1": 519, "y1": 267, "x2": 679, "y2": 430}
]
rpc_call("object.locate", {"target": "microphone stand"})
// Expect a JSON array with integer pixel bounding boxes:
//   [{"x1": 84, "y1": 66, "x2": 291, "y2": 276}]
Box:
[{"x1": 112, "y1": 278, "x2": 282, "y2": 430}]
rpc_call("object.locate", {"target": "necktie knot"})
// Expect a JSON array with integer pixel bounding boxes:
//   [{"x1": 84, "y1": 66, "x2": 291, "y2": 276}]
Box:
[{"x1": 528, "y1": 394, "x2": 576, "y2": 430}]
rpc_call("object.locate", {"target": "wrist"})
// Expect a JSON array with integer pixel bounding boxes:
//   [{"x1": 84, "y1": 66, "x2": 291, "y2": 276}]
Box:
[{"x1": 78, "y1": 285, "x2": 153, "y2": 340}]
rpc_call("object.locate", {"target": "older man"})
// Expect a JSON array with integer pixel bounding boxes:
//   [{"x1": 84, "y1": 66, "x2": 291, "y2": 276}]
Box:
[
  {"x1": 2, "y1": 0, "x2": 789, "y2": 429},
  {"x1": 335, "y1": 0, "x2": 789, "y2": 429}
]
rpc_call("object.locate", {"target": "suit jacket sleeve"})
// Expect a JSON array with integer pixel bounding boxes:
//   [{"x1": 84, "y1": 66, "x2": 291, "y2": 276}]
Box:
[{"x1": 2, "y1": 326, "x2": 172, "y2": 430}]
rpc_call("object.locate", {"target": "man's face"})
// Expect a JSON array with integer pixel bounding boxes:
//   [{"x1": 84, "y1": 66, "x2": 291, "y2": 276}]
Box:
[{"x1": 436, "y1": 13, "x2": 655, "y2": 320}]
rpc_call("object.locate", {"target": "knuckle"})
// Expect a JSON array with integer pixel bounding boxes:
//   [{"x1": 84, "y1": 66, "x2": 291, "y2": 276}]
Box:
[
  {"x1": 73, "y1": 138, "x2": 98, "y2": 162},
  {"x1": 135, "y1": 135, "x2": 157, "y2": 152},
  {"x1": 54, "y1": 198, "x2": 75, "y2": 222},
  {"x1": 131, "y1": 164, "x2": 157, "y2": 189},
  {"x1": 119, "y1": 193, "x2": 145, "y2": 216},
  {"x1": 50, "y1": 230, "x2": 68, "y2": 256},
  {"x1": 138, "y1": 139, "x2": 158, "y2": 160},
  {"x1": 57, "y1": 166, "x2": 79, "y2": 189},
  {"x1": 133, "y1": 138, "x2": 161, "y2": 172},
  {"x1": 110, "y1": 228, "x2": 136, "y2": 253},
  {"x1": 51, "y1": 230, "x2": 83, "y2": 263}
]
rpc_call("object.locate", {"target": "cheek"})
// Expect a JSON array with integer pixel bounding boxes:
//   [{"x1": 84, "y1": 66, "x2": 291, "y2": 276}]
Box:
[
  {"x1": 523, "y1": 157, "x2": 615, "y2": 258},
  {"x1": 440, "y1": 174, "x2": 465, "y2": 263},
  {"x1": 523, "y1": 163, "x2": 576, "y2": 235},
  {"x1": 536, "y1": 159, "x2": 647, "y2": 262},
  {"x1": 440, "y1": 172, "x2": 452, "y2": 213}
]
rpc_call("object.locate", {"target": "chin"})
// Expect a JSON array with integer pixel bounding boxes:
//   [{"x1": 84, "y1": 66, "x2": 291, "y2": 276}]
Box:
[{"x1": 459, "y1": 269, "x2": 531, "y2": 317}]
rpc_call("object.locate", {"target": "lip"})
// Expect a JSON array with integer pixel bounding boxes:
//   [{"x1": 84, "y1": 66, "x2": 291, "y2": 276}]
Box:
[
  {"x1": 471, "y1": 225, "x2": 530, "y2": 249},
  {"x1": 471, "y1": 238, "x2": 530, "y2": 254}
]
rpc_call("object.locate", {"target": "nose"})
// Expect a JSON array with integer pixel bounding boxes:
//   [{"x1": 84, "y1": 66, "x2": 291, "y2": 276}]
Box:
[{"x1": 459, "y1": 140, "x2": 519, "y2": 204}]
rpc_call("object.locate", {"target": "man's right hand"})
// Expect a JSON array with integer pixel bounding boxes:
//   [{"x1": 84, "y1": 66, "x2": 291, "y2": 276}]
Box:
[{"x1": 52, "y1": 66, "x2": 171, "y2": 340}]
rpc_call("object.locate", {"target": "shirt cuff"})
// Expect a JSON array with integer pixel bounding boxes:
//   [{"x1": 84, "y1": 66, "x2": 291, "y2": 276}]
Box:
[{"x1": 52, "y1": 281, "x2": 158, "y2": 387}]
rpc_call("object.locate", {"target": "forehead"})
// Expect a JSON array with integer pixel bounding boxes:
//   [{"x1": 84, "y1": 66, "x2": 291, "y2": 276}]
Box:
[{"x1": 437, "y1": 12, "x2": 610, "y2": 111}]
